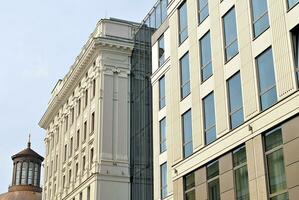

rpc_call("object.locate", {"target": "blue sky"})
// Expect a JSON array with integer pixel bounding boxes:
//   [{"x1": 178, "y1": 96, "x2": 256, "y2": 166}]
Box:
[{"x1": 0, "y1": 0, "x2": 155, "y2": 193}]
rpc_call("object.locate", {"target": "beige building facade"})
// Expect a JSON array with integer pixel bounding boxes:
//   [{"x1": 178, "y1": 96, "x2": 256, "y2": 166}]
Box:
[
  {"x1": 39, "y1": 18, "x2": 138, "y2": 200},
  {"x1": 151, "y1": 0, "x2": 299, "y2": 200}
]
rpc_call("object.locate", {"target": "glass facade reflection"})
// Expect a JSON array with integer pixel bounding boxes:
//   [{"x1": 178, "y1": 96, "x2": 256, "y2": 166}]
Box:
[{"x1": 130, "y1": 1, "x2": 168, "y2": 199}]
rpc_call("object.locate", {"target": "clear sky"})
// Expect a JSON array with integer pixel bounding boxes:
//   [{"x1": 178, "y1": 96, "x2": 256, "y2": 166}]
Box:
[{"x1": 0, "y1": 0, "x2": 155, "y2": 193}]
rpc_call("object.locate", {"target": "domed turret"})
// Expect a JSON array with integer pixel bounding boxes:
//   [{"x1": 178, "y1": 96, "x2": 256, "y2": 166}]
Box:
[{"x1": 0, "y1": 135, "x2": 44, "y2": 200}]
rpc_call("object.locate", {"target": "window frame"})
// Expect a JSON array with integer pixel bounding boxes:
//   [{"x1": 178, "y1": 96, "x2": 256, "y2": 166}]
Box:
[
  {"x1": 160, "y1": 117, "x2": 167, "y2": 153},
  {"x1": 180, "y1": 52, "x2": 191, "y2": 100},
  {"x1": 182, "y1": 109, "x2": 193, "y2": 158},
  {"x1": 202, "y1": 92, "x2": 216, "y2": 145},
  {"x1": 250, "y1": 0, "x2": 270, "y2": 38},
  {"x1": 184, "y1": 172, "x2": 196, "y2": 200},
  {"x1": 159, "y1": 75, "x2": 166, "y2": 110},
  {"x1": 198, "y1": 0, "x2": 209, "y2": 24},
  {"x1": 160, "y1": 162, "x2": 168, "y2": 199},
  {"x1": 158, "y1": 35, "x2": 166, "y2": 67},
  {"x1": 178, "y1": 1, "x2": 188, "y2": 44},
  {"x1": 199, "y1": 31, "x2": 213, "y2": 82}
]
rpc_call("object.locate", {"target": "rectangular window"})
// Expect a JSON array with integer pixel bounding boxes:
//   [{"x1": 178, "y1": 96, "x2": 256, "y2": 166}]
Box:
[
  {"x1": 160, "y1": 117, "x2": 167, "y2": 153},
  {"x1": 76, "y1": 130, "x2": 80, "y2": 149},
  {"x1": 158, "y1": 35, "x2": 165, "y2": 67},
  {"x1": 182, "y1": 110, "x2": 193, "y2": 158},
  {"x1": 91, "y1": 112, "x2": 95, "y2": 133},
  {"x1": 79, "y1": 192, "x2": 82, "y2": 200},
  {"x1": 178, "y1": 2, "x2": 188, "y2": 44},
  {"x1": 180, "y1": 53, "x2": 190, "y2": 99},
  {"x1": 227, "y1": 72, "x2": 244, "y2": 129},
  {"x1": 85, "y1": 89, "x2": 88, "y2": 107},
  {"x1": 64, "y1": 144, "x2": 67, "y2": 162},
  {"x1": 90, "y1": 148, "x2": 94, "y2": 167},
  {"x1": 223, "y1": 7, "x2": 238, "y2": 62},
  {"x1": 82, "y1": 156, "x2": 86, "y2": 171},
  {"x1": 292, "y1": 27, "x2": 299, "y2": 84},
  {"x1": 75, "y1": 163, "x2": 79, "y2": 176},
  {"x1": 87, "y1": 186, "x2": 90, "y2": 200},
  {"x1": 233, "y1": 146, "x2": 250, "y2": 200},
  {"x1": 203, "y1": 92, "x2": 216, "y2": 145},
  {"x1": 78, "y1": 98, "x2": 81, "y2": 116},
  {"x1": 65, "y1": 115, "x2": 68, "y2": 131},
  {"x1": 63, "y1": 175, "x2": 65, "y2": 188},
  {"x1": 159, "y1": 76, "x2": 166, "y2": 109},
  {"x1": 198, "y1": 0, "x2": 209, "y2": 23},
  {"x1": 207, "y1": 161, "x2": 220, "y2": 200},
  {"x1": 251, "y1": 0, "x2": 269, "y2": 38},
  {"x1": 288, "y1": 0, "x2": 299, "y2": 9},
  {"x1": 256, "y1": 48, "x2": 277, "y2": 111},
  {"x1": 92, "y1": 79, "x2": 96, "y2": 97},
  {"x1": 84, "y1": 121, "x2": 87, "y2": 141},
  {"x1": 160, "y1": 163, "x2": 168, "y2": 199},
  {"x1": 199, "y1": 31, "x2": 213, "y2": 82},
  {"x1": 184, "y1": 173, "x2": 195, "y2": 200},
  {"x1": 68, "y1": 169, "x2": 72, "y2": 184},
  {"x1": 70, "y1": 137, "x2": 73, "y2": 157},
  {"x1": 71, "y1": 108, "x2": 74, "y2": 124},
  {"x1": 264, "y1": 128, "x2": 289, "y2": 200}
]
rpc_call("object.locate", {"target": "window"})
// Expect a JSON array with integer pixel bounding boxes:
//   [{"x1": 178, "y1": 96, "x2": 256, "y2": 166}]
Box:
[
  {"x1": 68, "y1": 169, "x2": 72, "y2": 184},
  {"x1": 158, "y1": 35, "x2": 165, "y2": 66},
  {"x1": 161, "y1": 163, "x2": 168, "y2": 199},
  {"x1": 87, "y1": 186, "x2": 91, "y2": 200},
  {"x1": 63, "y1": 175, "x2": 66, "y2": 188},
  {"x1": 65, "y1": 115, "x2": 69, "y2": 131},
  {"x1": 180, "y1": 53, "x2": 190, "y2": 99},
  {"x1": 161, "y1": 0, "x2": 168, "y2": 22},
  {"x1": 233, "y1": 146, "x2": 250, "y2": 200},
  {"x1": 223, "y1": 7, "x2": 238, "y2": 62},
  {"x1": 76, "y1": 130, "x2": 80, "y2": 149},
  {"x1": 159, "y1": 76, "x2": 166, "y2": 109},
  {"x1": 184, "y1": 173, "x2": 195, "y2": 200},
  {"x1": 75, "y1": 163, "x2": 79, "y2": 176},
  {"x1": 33, "y1": 163, "x2": 40, "y2": 186},
  {"x1": 71, "y1": 107, "x2": 74, "y2": 124},
  {"x1": 55, "y1": 155, "x2": 58, "y2": 171},
  {"x1": 79, "y1": 192, "x2": 83, "y2": 200},
  {"x1": 292, "y1": 27, "x2": 299, "y2": 84},
  {"x1": 198, "y1": 0, "x2": 209, "y2": 23},
  {"x1": 156, "y1": 2, "x2": 162, "y2": 28},
  {"x1": 70, "y1": 137, "x2": 73, "y2": 157},
  {"x1": 16, "y1": 162, "x2": 21, "y2": 184},
  {"x1": 82, "y1": 156, "x2": 86, "y2": 171},
  {"x1": 85, "y1": 89, "x2": 88, "y2": 107},
  {"x1": 182, "y1": 110, "x2": 193, "y2": 158},
  {"x1": 251, "y1": 0, "x2": 269, "y2": 38},
  {"x1": 227, "y1": 72, "x2": 244, "y2": 129},
  {"x1": 91, "y1": 112, "x2": 95, "y2": 133},
  {"x1": 77, "y1": 98, "x2": 81, "y2": 116},
  {"x1": 264, "y1": 129, "x2": 289, "y2": 200},
  {"x1": 178, "y1": 2, "x2": 188, "y2": 44},
  {"x1": 199, "y1": 31, "x2": 213, "y2": 82},
  {"x1": 207, "y1": 161, "x2": 220, "y2": 200},
  {"x1": 92, "y1": 79, "x2": 96, "y2": 97},
  {"x1": 288, "y1": 0, "x2": 299, "y2": 9},
  {"x1": 203, "y1": 92, "x2": 216, "y2": 145},
  {"x1": 256, "y1": 48, "x2": 277, "y2": 111},
  {"x1": 90, "y1": 148, "x2": 94, "y2": 167},
  {"x1": 28, "y1": 162, "x2": 34, "y2": 185},
  {"x1": 160, "y1": 117, "x2": 167, "y2": 153},
  {"x1": 64, "y1": 144, "x2": 67, "y2": 161},
  {"x1": 84, "y1": 121, "x2": 87, "y2": 141}
]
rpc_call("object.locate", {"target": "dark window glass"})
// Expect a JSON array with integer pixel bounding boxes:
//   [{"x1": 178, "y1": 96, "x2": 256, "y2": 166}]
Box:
[
  {"x1": 199, "y1": 32, "x2": 213, "y2": 82},
  {"x1": 233, "y1": 146, "x2": 250, "y2": 200},
  {"x1": 179, "y1": 2, "x2": 188, "y2": 44},
  {"x1": 288, "y1": 0, "x2": 299, "y2": 9},
  {"x1": 198, "y1": 0, "x2": 209, "y2": 23},
  {"x1": 227, "y1": 72, "x2": 244, "y2": 129},
  {"x1": 203, "y1": 93, "x2": 216, "y2": 145},
  {"x1": 159, "y1": 36, "x2": 165, "y2": 67},
  {"x1": 160, "y1": 118, "x2": 167, "y2": 153},
  {"x1": 87, "y1": 186, "x2": 91, "y2": 200},
  {"x1": 270, "y1": 193, "x2": 289, "y2": 200},
  {"x1": 256, "y1": 48, "x2": 277, "y2": 110},
  {"x1": 223, "y1": 7, "x2": 238, "y2": 61},
  {"x1": 251, "y1": 0, "x2": 269, "y2": 37},
  {"x1": 292, "y1": 28, "x2": 299, "y2": 84},
  {"x1": 207, "y1": 161, "x2": 220, "y2": 200},
  {"x1": 265, "y1": 129, "x2": 288, "y2": 199},
  {"x1": 182, "y1": 110, "x2": 193, "y2": 158},
  {"x1": 161, "y1": 163, "x2": 168, "y2": 198},
  {"x1": 159, "y1": 76, "x2": 166, "y2": 109},
  {"x1": 180, "y1": 53, "x2": 190, "y2": 99},
  {"x1": 184, "y1": 173, "x2": 195, "y2": 200}
]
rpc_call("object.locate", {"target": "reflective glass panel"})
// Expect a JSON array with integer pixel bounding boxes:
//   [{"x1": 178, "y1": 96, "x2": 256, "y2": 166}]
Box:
[
  {"x1": 179, "y1": 2, "x2": 188, "y2": 43},
  {"x1": 182, "y1": 110, "x2": 193, "y2": 158},
  {"x1": 223, "y1": 7, "x2": 238, "y2": 61},
  {"x1": 203, "y1": 93, "x2": 216, "y2": 144},
  {"x1": 198, "y1": 0, "x2": 209, "y2": 23},
  {"x1": 200, "y1": 32, "x2": 212, "y2": 81},
  {"x1": 161, "y1": 163, "x2": 168, "y2": 198},
  {"x1": 251, "y1": 0, "x2": 269, "y2": 37},
  {"x1": 180, "y1": 53, "x2": 190, "y2": 98},
  {"x1": 288, "y1": 0, "x2": 299, "y2": 8},
  {"x1": 160, "y1": 118, "x2": 167, "y2": 153},
  {"x1": 159, "y1": 76, "x2": 165, "y2": 109}
]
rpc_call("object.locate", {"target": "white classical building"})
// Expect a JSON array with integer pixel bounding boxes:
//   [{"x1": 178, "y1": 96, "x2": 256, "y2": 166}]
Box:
[{"x1": 39, "y1": 18, "x2": 138, "y2": 200}]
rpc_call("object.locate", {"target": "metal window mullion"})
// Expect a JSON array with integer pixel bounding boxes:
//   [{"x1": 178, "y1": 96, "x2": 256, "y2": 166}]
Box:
[
  {"x1": 225, "y1": 38, "x2": 238, "y2": 49},
  {"x1": 269, "y1": 190, "x2": 288, "y2": 198},
  {"x1": 199, "y1": 2, "x2": 208, "y2": 13},
  {"x1": 233, "y1": 162, "x2": 247, "y2": 171},
  {"x1": 207, "y1": 175, "x2": 219, "y2": 183},
  {"x1": 265, "y1": 145, "x2": 283, "y2": 155},
  {"x1": 205, "y1": 124, "x2": 215, "y2": 133},
  {"x1": 229, "y1": 106, "x2": 243, "y2": 116},
  {"x1": 253, "y1": 10, "x2": 268, "y2": 25},
  {"x1": 260, "y1": 84, "x2": 276, "y2": 96},
  {"x1": 201, "y1": 60, "x2": 212, "y2": 70}
]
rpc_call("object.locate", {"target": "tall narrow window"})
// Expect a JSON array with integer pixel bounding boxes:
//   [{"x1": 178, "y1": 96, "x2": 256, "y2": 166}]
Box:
[
  {"x1": 182, "y1": 110, "x2": 193, "y2": 158},
  {"x1": 292, "y1": 27, "x2": 299, "y2": 84},
  {"x1": 203, "y1": 92, "x2": 216, "y2": 145},
  {"x1": 64, "y1": 144, "x2": 67, "y2": 161},
  {"x1": 160, "y1": 117, "x2": 167, "y2": 153},
  {"x1": 233, "y1": 146, "x2": 250, "y2": 200},
  {"x1": 33, "y1": 163, "x2": 40, "y2": 186},
  {"x1": 75, "y1": 163, "x2": 79, "y2": 176},
  {"x1": 84, "y1": 121, "x2": 87, "y2": 141},
  {"x1": 227, "y1": 72, "x2": 244, "y2": 129},
  {"x1": 199, "y1": 31, "x2": 212, "y2": 82},
  {"x1": 28, "y1": 162, "x2": 34, "y2": 185},
  {"x1": 70, "y1": 137, "x2": 73, "y2": 157},
  {"x1": 92, "y1": 79, "x2": 96, "y2": 98},
  {"x1": 16, "y1": 162, "x2": 21, "y2": 184},
  {"x1": 256, "y1": 48, "x2": 277, "y2": 111},
  {"x1": 87, "y1": 186, "x2": 91, "y2": 200},
  {"x1": 63, "y1": 175, "x2": 66, "y2": 188},
  {"x1": 71, "y1": 107, "x2": 74, "y2": 124},
  {"x1": 82, "y1": 156, "x2": 86, "y2": 171},
  {"x1": 20, "y1": 162, "x2": 28, "y2": 184},
  {"x1": 90, "y1": 148, "x2": 94, "y2": 167},
  {"x1": 91, "y1": 112, "x2": 95, "y2": 133},
  {"x1": 207, "y1": 161, "x2": 220, "y2": 200},
  {"x1": 180, "y1": 53, "x2": 190, "y2": 99},
  {"x1": 77, "y1": 98, "x2": 81, "y2": 116},
  {"x1": 156, "y1": 2, "x2": 162, "y2": 28},
  {"x1": 68, "y1": 169, "x2": 72, "y2": 184},
  {"x1": 161, "y1": 163, "x2": 168, "y2": 199},
  {"x1": 159, "y1": 76, "x2": 166, "y2": 109},
  {"x1": 55, "y1": 155, "x2": 58, "y2": 171},
  {"x1": 264, "y1": 128, "x2": 289, "y2": 200},
  {"x1": 161, "y1": 0, "x2": 168, "y2": 22},
  {"x1": 85, "y1": 89, "x2": 88, "y2": 107},
  {"x1": 178, "y1": 2, "x2": 188, "y2": 44},
  {"x1": 223, "y1": 7, "x2": 238, "y2": 62},
  {"x1": 251, "y1": 0, "x2": 269, "y2": 38},
  {"x1": 198, "y1": 0, "x2": 209, "y2": 23},
  {"x1": 288, "y1": 0, "x2": 299, "y2": 9},
  {"x1": 158, "y1": 35, "x2": 165, "y2": 66},
  {"x1": 65, "y1": 115, "x2": 69, "y2": 131},
  {"x1": 79, "y1": 192, "x2": 83, "y2": 200},
  {"x1": 76, "y1": 130, "x2": 80, "y2": 149},
  {"x1": 184, "y1": 173, "x2": 195, "y2": 200}
]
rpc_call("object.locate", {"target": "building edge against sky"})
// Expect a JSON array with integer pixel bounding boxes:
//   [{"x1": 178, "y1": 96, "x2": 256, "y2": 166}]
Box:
[{"x1": 151, "y1": 0, "x2": 299, "y2": 200}]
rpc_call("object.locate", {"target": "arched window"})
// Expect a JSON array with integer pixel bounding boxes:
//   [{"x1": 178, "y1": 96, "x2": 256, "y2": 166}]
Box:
[
  {"x1": 28, "y1": 162, "x2": 34, "y2": 185},
  {"x1": 21, "y1": 161, "x2": 28, "y2": 185},
  {"x1": 15, "y1": 162, "x2": 22, "y2": 185}
]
